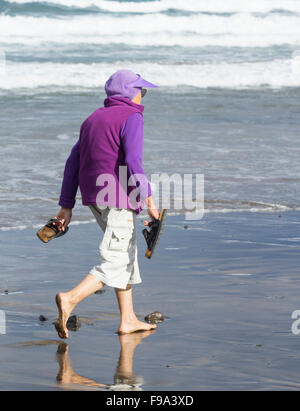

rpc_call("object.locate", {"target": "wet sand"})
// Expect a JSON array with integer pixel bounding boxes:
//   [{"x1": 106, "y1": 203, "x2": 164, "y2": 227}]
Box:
[{"x1": 1, "y1": 211, "x2": 300, "y2": 390}]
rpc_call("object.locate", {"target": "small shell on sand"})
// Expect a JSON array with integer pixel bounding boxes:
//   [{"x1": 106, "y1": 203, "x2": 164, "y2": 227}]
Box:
[{"x1": 144, "y1": 311, "x2": 164, "y2": 324}]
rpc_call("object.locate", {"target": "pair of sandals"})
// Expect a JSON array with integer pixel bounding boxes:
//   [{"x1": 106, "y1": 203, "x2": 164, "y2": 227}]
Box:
[{"x1": 37, "y1": 209, "x2": 167, "y2": 259}]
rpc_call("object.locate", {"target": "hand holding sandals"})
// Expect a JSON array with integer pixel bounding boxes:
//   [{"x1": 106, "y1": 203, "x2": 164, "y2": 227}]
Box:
[
  {"x1": 36, "y1": 207, "x2": 72, "y2": 243},
  {"x1": 54, "y1": 207, "x2": 73, "y2": 232}
]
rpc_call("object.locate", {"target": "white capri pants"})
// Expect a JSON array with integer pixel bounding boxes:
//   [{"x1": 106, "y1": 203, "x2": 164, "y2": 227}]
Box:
[{"x1": 88, "y1": 206, "x2": 141, "y2": 289}]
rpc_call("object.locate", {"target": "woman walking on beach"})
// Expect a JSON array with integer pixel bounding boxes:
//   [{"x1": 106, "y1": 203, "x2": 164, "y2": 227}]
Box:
[{"x1": 53, "y1": 70, "x2": 159, "y2": 339}]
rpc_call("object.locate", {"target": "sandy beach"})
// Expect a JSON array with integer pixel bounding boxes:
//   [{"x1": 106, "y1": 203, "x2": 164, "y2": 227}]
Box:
[{"x1": 1, "y1": 211, "x2": 300, "y2": 390}]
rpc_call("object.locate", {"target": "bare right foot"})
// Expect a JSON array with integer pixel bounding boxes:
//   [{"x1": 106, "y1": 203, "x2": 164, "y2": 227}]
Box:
[
  {"x1": 55, "y1": 293, "x2": 74, "y2": 339},
  {"x1": 118, "y1": 319, "x2": 157, "y2": 335}
]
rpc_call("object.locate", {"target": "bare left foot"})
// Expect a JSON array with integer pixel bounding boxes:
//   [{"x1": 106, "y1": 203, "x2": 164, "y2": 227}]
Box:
[
  {"x1": 55, "y1": 293, "x2": 74, "y2": 339},
  {"x1": 118, "y1": 319, "x2": 157, "y2": 335}
]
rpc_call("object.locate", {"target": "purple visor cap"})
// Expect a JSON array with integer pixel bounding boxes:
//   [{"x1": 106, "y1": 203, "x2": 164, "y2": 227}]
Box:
[
  {"x1": 105, "y1": 70, "x2": 158, "y2": 100},
  {"x1": 125, "y1": 74, "x2": 158, "y2": 89}
]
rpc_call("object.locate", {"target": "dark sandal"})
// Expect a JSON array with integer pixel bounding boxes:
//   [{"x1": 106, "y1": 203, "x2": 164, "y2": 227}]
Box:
[
  {"x1": 36, "y1": 218, "x2": 69, "y2": 243},
  {"x1": 142, "y1": 209, "x2": 166, "y2": 259}
]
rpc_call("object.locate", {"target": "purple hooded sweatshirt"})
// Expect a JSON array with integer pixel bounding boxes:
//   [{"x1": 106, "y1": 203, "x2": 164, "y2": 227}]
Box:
[{"x1": 58, "y1": 96, "x2": 151, "y2": 213}]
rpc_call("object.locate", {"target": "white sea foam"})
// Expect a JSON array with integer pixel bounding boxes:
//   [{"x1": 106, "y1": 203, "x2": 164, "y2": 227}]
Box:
[
  {"x1": 0, "y1": 206, "x2": 298, "y2": 232},
  {"x1": 0, "y1": 13, "x2": 300, "y2": 48},
  {"x1": 1, "y1": 57, "x2": 300, "y2": 90},
  {"x1": 0, "y1": 218, "x2": 96, "y2": 231},
  {"x1": 6, "y1": 0, "x2": 300, "y2": 14},
  {"x1": 278, "y1": 237, "x2": 300, "y2": 242},
  {"x1": 56, "y1": 133, "x2": 71, "y2": 140}
]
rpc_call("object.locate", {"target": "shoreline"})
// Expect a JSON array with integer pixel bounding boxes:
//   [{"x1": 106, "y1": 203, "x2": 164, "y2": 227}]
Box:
[{"x1": 1, "y1": 204, "x2": 298, "y2": 232}]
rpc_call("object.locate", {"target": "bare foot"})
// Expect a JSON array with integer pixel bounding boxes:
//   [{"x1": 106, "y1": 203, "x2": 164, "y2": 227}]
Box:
[
  {"x1": 118, "y1": 319, "x2": 157, "y2": 335},
  {"x1": 55, "y1": 293, "x2": 74, "y2": 339}
]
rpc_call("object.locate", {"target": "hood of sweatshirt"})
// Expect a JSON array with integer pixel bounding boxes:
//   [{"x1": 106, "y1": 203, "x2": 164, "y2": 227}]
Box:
[{"x1": 104, "y1": 96, "x2": 144, "y2": 114}]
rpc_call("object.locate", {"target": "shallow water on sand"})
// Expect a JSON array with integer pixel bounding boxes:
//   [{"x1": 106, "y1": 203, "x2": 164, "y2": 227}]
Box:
[
  {"x1": 1, "y1": 88, "x2": 300, "y2": 231},
  {"x1": 1, "y1": 212, "x2": 300, "y2": 390}
]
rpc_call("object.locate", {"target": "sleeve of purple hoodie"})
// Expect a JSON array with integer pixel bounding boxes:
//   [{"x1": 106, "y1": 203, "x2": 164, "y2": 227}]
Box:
[
  {"x1": 58, "y1": 139, "x2": 80, "y2": 209},
  {"x1": 120, "y1": 113, "x2": 152, "y2": 200}
]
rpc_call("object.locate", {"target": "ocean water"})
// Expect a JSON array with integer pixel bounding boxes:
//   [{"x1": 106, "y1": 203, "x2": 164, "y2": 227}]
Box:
[{"x1": 1, "y1": 0, "x2": 300, "y2": 230}]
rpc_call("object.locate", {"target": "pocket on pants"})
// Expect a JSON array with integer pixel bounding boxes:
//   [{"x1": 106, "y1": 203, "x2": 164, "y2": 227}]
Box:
[{"x1": 109, "y1": 227, "x2": 132, "y2": 252}]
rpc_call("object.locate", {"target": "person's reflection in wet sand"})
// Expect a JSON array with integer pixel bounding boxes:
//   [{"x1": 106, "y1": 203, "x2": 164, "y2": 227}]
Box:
[
  {"x1": 56, "y1": 329, "x2": 155, "y2": 390},
  {"x1": 56, "y1": 342, "x2": 107, "y2": 389}
]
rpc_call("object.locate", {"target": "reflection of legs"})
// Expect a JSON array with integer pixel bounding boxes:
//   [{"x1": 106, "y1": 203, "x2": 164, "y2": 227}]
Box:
[
  {"x1": 113, "y1": 331, "x2": 154, "y2": 387},
  {"x1": 55, "y1": 332, "x2": 154, "y2": 389},
  {"x1": 114, "y1": 285, "x2": 157, "y2": 334},
  {"x1": 56, "y1": 342, "x2": 106, "y2": 388},
  {"x1": 55, "y1": 274, "x2": 104, "y2": 339}
]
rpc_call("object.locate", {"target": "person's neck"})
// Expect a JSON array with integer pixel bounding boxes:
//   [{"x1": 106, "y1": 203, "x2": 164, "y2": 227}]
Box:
[{"x1": 131, "y1": 93, "x2": 142, "y2": 105}]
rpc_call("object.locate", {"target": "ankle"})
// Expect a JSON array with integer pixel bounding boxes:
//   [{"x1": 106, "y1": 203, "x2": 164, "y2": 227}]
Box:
[
  {"x1": 121, "y1": 313, "x2": 138, "y2": 324},
  {"x1": 60, "y1": 291, "x2": 76, "y2": 307}
]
